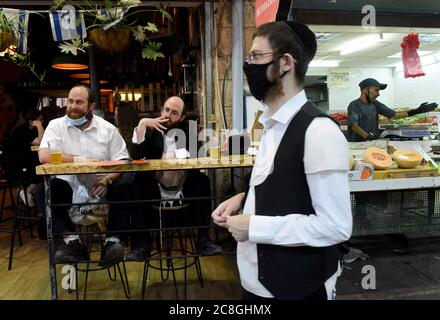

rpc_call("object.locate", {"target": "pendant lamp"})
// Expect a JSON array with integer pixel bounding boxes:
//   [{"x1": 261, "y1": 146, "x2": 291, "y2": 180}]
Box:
[
  {"x1": 81, "y1": 79, "x2": 109, "y2": 84},
  {"x1": 51, "y1": 54, "x2": 88, "y2": 70},
  {"x1": 68, "y1": 73, "x2": 90, "y2": 79}
]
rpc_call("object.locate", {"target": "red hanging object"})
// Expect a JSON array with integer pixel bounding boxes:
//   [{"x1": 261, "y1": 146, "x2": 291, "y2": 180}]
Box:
[{"x1": 400, "y1": 33, "x2": 425, "y2": 78}]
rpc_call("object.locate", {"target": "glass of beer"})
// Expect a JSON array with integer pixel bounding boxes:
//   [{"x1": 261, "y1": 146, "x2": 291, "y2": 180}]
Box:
[
  {"x1": 209, "y1": 146, "x2": 221, "y2": 159},
  {"x1": 48, "y1": 141, "x2": 62, "y2": 164}
]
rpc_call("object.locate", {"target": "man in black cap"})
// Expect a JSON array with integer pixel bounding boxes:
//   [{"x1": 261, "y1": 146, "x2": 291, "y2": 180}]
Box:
[
  {"x1": 212, "y1": 21, "x2": 352, "y2": 300},
  {"x1": 347, "y1": 78, "x2": 437, "y2": 142}
]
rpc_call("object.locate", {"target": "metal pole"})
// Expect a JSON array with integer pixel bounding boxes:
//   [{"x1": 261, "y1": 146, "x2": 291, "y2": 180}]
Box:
[
  {"x1": 204, "y1": 1, "x2": 213, "y2": 130},
  {"x1": 232, "y1": 0, "x2": 244, "y2": 130},
  {"x1": 88, "y1": 43, "x2": 102, "y2": 112},
  {"x1": 45, "y1": 176, "x2": 58, "y2": 300}
]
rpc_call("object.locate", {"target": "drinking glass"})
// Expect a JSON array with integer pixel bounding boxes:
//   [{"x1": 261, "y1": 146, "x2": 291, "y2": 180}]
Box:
[{"x1": 48, "y1": 141, "x2": 62, "y2": 164}]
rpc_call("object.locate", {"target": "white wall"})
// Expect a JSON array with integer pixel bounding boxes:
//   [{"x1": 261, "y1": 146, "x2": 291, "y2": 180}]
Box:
[
  {"x1": 308, "y1": 62, "x2": 440, "y2": 113},
  {"x1": 323, "y1": 68, "x2": 395, "y2": 111},
  {"x1": 393, "y1": 62, "x2": 440, "y2": 108}
]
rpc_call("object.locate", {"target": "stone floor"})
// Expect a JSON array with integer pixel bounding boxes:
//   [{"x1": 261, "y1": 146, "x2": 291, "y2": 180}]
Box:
[{"x1": 336, "y1": 233, "x2": 440, "y2": 300}]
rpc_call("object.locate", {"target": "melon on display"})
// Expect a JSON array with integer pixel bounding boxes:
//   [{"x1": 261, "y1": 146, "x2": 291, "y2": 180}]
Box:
[
  {"x1": 349, "y1": 152, "x2": 354, "y2": 170},
  {"x1": 362, "y1": 147, "x2": 392, "y2": 170},
  {"x1": 392, "y1": 149, "x2": 423, "y2": 169}
]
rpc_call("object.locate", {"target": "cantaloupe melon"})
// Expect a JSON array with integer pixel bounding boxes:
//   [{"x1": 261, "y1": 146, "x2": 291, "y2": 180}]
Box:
[
  {"x1": 349, "y1": 152, "x2": 354, "y2": 171},
  {"x1": 363, "y1": 147, "x2": 392, "y2": 170},
  {"x1": 392, "y1": 149, "x2": 423, "y2": 169}
]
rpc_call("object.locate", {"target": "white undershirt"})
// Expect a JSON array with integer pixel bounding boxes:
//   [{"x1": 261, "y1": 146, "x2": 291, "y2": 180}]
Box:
[
  {"x1": 238, "y1": 90, "x2": 352, "y2": 299},
  {"x1": 132, "y1": 128, "x2": 189, "y2": 158}
]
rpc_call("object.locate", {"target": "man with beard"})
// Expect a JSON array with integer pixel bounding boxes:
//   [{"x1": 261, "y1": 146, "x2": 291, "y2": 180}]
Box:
[
  {"x1": 126, "y1": 96, "x2": 222, "y2": 260},
  {"x1": 212, "y1": 21, "x2": 352, "y2": 300},
  {"x1": 347, "y1": 78, "x2": 437, "y2": 142},
  {"x1": 38, "y1": 85, "x2": 131, "y2": 265}
]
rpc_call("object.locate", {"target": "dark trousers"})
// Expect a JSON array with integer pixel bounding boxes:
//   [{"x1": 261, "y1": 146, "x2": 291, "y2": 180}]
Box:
[
  {"x1": 36, "y1": 174, "x2": 133, "y2": 238},
  {"x1": 128, "y1": 170, "x2": 212, "y2": 249}
]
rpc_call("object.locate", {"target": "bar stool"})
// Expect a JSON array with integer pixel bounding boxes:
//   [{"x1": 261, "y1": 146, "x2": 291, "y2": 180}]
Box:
[
  {"x1": 67, "y1": 214, "x2": 131, "y2": 300},
  {"x1": 0, "y1": 165, "x2": 40, "y2": 270},
  {"x1": 141, "y1": 202, "x2": 204, "y2": 300}
]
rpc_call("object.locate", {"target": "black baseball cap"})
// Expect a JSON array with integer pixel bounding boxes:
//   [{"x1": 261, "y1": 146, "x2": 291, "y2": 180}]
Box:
[{"x1": 359, "y1": 78, "x2": 387, "y2": 90}]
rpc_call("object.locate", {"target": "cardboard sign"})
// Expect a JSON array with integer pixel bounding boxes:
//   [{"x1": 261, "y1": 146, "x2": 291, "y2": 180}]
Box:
[{"x1": 255, "y1": 0, "x2": 280, "y2": 27}]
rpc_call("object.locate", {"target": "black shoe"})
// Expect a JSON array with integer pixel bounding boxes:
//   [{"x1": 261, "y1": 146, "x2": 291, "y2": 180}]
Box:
[
  {"x1": 126, "y1": 245, "x2": 151, "y2": 261},
  {"x1": 197, "y1": 236, "x2": 223, "y2": 255},
  {"x1": 99, "y1": 241, "x2": 124, "y2": 266},
  {"x1": 54, "y1": 240, "x2": 89, "y2": 263}
]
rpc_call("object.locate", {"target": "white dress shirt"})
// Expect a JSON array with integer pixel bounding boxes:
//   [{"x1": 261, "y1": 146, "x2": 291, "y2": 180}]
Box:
[
  {"x1": 40, "y1": 115, "x2": 129, "y2": 187},
  {"x1": 238, "y1": 90, "x2": 352, "y2": 299}
]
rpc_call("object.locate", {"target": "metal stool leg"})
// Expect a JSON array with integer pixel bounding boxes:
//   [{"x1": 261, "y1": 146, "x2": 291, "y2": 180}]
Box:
[
  {"x1": 116, "y1": 262, "x2": 131, "y2": 299},
  {"x1": 7, "y1": 208, "x2": 18, "y2": 270},
  {"x1": 141, "y1": 259, "x2": 151, "y2": 299}
]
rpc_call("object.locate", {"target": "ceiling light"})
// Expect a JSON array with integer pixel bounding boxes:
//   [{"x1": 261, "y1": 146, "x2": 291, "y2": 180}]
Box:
[
  {"x1": 339, "y1": 34, "x2": 380, "y2": 56},
  {"x1": 419, "y1": 34, "x2": 440, "y2": 43},
  {"x1": 394, "y1": 54, "x2": 440, "y2": 71},
  {"x1": 314, "y1": 32, "x2": 340, "y2": 42},
  {"x1": 388, "y1": 51, "x2": 433, "y2": 58},
  {"x1": 81, "y1": 79, "x2": 109, "y2": 84},
  {"x1": 118, "y1": 93, "x2": 142, "y2": 101},
  {"x1": 51, "y1": 54, "x2": 88, "y2": 70},
  {"x1": 69, "y1": 73, "x2": 90, "y2": 79},
  {"x1": 309, "y1": 60, "x2": 340, "y2": 67}
]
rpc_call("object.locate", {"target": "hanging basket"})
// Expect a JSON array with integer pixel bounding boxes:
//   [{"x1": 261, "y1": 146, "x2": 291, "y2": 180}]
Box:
[
  {"x1": 0, "y1": 32, "x2": 16, "y2": 52},
  {"x1": 88, "y1": 27, "x2": 132, "y2": 54}
]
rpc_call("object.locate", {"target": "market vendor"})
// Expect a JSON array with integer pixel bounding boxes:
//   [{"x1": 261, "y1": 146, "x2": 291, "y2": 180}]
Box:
[{"x1": 347, "y1": 78, "x2": 437, "y2": 142}]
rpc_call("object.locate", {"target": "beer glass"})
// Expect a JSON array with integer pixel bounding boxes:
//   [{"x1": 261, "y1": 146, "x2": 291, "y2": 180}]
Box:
[{"x1": 48, "y1": 141, "x2": 62, "y2": 164}]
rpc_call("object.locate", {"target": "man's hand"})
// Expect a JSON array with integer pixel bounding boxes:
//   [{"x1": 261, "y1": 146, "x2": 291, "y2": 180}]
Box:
[
  {"x1": 419, "y1": 102, "x2": 438, "y2": 113},
  {"x1": 224, "y1": 214, "x2": 250, "y2": 242},
  {"x1": 91, "y1": 177, "x2": 110, "y2": 198},
  {"x1": 408, "y1": 102, "x2": 438, "y2": 116},
  {"x1": 141, "y1": 116, "x2": 169, "y2": 134},
  {"x1": 212, "y1": 193, "x2": 245, "y2": 227},
  {"x1": 366, "y1": 132, "x2": 377, "y2": 140},
  {"x1": 31, "y1": 119, "x2": 43, "y2": 128}
]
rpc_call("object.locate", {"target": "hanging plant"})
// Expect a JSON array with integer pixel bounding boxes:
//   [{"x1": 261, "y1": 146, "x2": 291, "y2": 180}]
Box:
[
  {"x1": 0, "y1": 10, "x2": 46, "y2": 81},
  {"x1": 0, "y1": 11, "x2": 18, "y2": 52},
  {"x1": 52, "y1": 0, "x2": 172, "y2": 59}
]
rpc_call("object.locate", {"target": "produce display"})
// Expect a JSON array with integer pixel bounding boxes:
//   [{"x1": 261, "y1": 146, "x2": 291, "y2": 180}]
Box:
[
  {"x1": 363, "y1": 147, "x2": 393, "y2": 170},
  {"x1": 329, "y1": 112, "x2": 348, "y2": 125},
  {"x1": 390, "y1": 114, "x2": 427, "y2": 125},
  {"x1": 392, "y1": 149, "x2": 423, "y2": 169}
]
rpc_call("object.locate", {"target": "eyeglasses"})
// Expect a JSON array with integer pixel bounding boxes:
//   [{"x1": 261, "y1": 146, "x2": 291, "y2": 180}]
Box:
[
  {"x1": 163, "y1": 106, "x2": 181, "y2": 117},
  {"x1": 244, "y1": 51, "x2": 275, "y2": 64}
]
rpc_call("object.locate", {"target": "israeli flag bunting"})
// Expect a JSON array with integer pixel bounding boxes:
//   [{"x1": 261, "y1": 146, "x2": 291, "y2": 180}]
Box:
[
  {"x1": 0, "y1": 8, "x2": 29, "y2": 54},
  {"x1": 49, "y1": 10, "x2": 86, "y2": 42},
  {"x1": 97, "y1": 7, "x2": 129, "y2": 30}
]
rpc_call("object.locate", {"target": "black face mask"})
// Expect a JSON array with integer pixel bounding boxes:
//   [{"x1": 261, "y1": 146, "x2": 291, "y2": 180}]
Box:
[{"x1": 243, "y1": 58, "x2": 287, "y2": 101}]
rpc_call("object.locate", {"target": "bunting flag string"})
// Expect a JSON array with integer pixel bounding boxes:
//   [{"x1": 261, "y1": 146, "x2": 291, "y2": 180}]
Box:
[
  {"x1": 49, "y1": 10, "x2": 86, "y2": 42},
  {"x1": 0, "y1": 5, "x2": 136, "y2": 50},
  {"x1": 0, "y1": 8, "x2": 29, "y2": 54}
]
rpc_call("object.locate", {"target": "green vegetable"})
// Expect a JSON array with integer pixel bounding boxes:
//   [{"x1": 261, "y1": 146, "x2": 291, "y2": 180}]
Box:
[{"x1": 390, "y1": 114, "x2": 426, "y2": 125}]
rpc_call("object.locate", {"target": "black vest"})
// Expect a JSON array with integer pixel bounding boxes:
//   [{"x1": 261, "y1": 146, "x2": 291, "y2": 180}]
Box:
[{"x1": 255, "y1": 102, "x2": 339, "y2": 300}]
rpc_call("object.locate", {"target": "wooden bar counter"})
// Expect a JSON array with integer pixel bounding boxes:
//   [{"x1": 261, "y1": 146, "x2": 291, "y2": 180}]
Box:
[
  {"x1": 37, "y1": 154, "x2": 254, "y2": 300},
  {"x1": 36, "y1": 155, "x2": 255, "y2": 175}
]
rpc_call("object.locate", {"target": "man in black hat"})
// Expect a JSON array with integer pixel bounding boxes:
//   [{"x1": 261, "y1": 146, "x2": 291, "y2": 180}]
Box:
[
  {"x1": 347, "y1": 78, "x2": 437, "y2": 142},
  {"x1": 212, "y1": 21, "x2": 352, "y2": 300}
]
